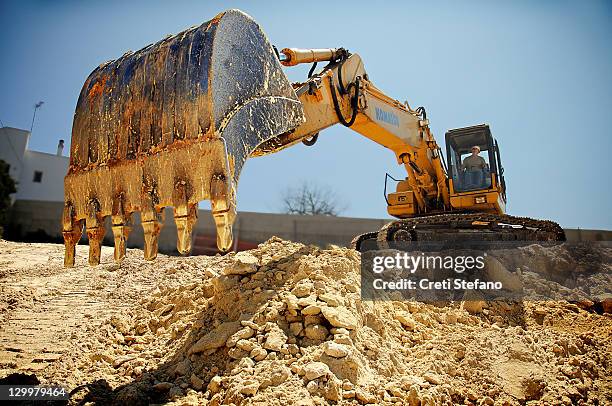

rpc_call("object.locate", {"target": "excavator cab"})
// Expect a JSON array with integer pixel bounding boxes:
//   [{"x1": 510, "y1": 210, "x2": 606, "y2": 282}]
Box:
[{"x1": 445, "y1": 124, "x2": 507, "y2": 213}]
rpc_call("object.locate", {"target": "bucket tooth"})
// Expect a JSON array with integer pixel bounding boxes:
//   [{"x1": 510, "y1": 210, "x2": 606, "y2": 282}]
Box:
[
  {"x1": 63, "y1": 226, "x2": 84, "y2": 267},
  {"x1": 87, "y1": 226, "x2": 106, "y2": 266},
  {"x1": 210, "y1": 174, "x2": 236, "y2": 252},
  {"x1": 142, "y1": 209, "x2": 164, "y2": 260},
  {"x1": 175, "y1": 204, "x2": 198, "y2": 255},
  {"x1": 85, "y1": 199, "x2": 105, "y2": 266},
  {"x1": 173, "y1": 180, "x2": 197, "y2": 255},
  {"x1": 112, "y1": 224, "x2": 131, "y2": 262},
  {"x1": 62, "y1": 203, "x2": 84, "y2": 267},
  {"x1": 111, "y1": 196, "x2": 132, "y2": 262},
  {"x1": 213, "y1": 210, "x2": 235, "y2": 252}
]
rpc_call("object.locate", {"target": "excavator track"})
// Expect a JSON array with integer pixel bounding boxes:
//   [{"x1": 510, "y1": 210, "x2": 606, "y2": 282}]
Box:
[
  {"x1": 350, "y1": 231, "x2": 379, "y2": 252},
  {"x1": 351, "y1": 213, "x2": 565, "y2": 251}
]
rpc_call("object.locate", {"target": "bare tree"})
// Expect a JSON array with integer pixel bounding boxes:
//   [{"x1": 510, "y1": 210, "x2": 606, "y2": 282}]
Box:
[{"x1": 281, "y1": 181, "x2": 346, "y2": 216}]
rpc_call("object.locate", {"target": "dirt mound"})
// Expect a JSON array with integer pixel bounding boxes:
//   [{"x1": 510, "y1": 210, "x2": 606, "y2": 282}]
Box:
[{"x1": 0, "y1": 238, "x2": 610, "y2": 405}]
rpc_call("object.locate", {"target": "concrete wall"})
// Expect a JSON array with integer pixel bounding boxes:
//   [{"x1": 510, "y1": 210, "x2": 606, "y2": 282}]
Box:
[
  {"x1": 563, "y1": 228, "x2": 612, "y2": 242},
  {"x1": 6, "y1": 200, "x2": 387, "y2": 253},
  {"x1": 6, "y1": 200, "x2": 611, "y2": 254},
  {"x1": 7, "y1": 200, "x2": 65, "y2": 240}
]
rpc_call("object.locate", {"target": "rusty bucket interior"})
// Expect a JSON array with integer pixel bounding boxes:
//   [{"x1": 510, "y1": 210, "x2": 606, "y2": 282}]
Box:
[{"x1": 63, "y1": 9, "x2": 305, "y2": 266}]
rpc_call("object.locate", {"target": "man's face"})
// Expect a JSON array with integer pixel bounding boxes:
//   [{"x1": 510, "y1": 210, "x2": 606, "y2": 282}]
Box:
[{"x1": 471, "y1": 147, "x2": 479, "y2": 156}]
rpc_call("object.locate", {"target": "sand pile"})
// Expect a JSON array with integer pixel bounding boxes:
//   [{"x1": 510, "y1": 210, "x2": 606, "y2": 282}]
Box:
[{"x1": 1, "y1": 238, "x2": 610, "y2": 405}]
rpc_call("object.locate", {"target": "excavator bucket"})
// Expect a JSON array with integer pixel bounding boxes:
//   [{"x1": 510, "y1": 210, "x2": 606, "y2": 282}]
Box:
[{"x1": 63, "y1": 9, "x2": 305, "y2": 266}]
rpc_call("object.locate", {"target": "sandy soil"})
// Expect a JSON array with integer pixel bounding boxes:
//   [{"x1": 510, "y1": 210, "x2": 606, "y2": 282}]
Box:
[{"x1": 0, "y1": 238, "x2": 610, "y2": 405}]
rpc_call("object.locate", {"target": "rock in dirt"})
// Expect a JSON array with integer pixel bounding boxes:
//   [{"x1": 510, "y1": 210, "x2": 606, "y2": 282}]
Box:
[
  {"x1": 462, "y1": 300, "x2": 485, "y2": 314},
  {"x1": 263, "y1": 327, "x2": 288, "y2": 352},
  {"x1": 189, "y1": 321, "x2": 241, "y2": 354},
  {"x1": 321, "y1": 306, "x2": 359, "y2": 330},
  {"x1": 304, "y1": 324, "x2": 328, "y2": 340},
  {"x1": 323, "y1": 341, "x2": 350, "y2": 358},
  {"x1": 395, "y1": 311, "x2": 416, "y2": 330},
  {"x1": 303, "y1": 362, "x2": 331, "y2": 380}
]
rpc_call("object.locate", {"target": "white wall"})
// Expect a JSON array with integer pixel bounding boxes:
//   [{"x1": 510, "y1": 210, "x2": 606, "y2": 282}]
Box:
[
  {"x1": 1, "y1": 126, "x2": 68, "y2": 203},
  {"x1": 17, "y1": 150, "x2": 68, "y2": 202},
  {"x1": 0, "y1": 127, "x2": 30, "y2": 188}
]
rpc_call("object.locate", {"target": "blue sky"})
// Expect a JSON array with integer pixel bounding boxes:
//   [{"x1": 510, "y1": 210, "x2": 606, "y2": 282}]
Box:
[{"x1": 1, "y1": 0, "x2": 610, "y2": 229}]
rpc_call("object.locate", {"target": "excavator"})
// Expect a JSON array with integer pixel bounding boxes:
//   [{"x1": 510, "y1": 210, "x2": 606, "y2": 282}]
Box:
[{"x1": 62, "y1": 9, "x2": 564, "y2": 267}]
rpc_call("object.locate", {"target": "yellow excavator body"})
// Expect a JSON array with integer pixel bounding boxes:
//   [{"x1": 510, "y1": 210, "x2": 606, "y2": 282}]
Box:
[{"x1": 63, "y1": 9, "x2": 563, "y2": 266}]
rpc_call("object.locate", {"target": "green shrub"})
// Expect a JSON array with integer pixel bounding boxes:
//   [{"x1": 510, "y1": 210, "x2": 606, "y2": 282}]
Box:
[{"x1": 0, "y1": 159, "x2": 17, "y2": 238}]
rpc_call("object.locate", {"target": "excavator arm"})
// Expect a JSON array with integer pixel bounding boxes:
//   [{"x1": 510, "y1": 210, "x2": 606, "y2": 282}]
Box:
[{"x1": 254, "y1": 48, "x2": 450, "y2": 216}]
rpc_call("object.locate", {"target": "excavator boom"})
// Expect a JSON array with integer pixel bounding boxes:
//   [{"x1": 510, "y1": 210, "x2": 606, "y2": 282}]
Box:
[{"x1": 258, "y1": 49, "x2": 451, "y2": 216}]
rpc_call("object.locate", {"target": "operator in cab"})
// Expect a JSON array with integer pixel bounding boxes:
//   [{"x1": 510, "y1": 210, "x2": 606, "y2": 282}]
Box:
[
  {"x1": 461, "y1": 146, "x2": 488, "y2": 189},
  {"x1": 462, "y1": 146, "x2": 487, "y2": 171}
]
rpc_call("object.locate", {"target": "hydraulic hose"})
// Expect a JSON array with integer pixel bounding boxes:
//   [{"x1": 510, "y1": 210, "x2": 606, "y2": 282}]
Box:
[
  {"x1": 302, "y1": 134, "x2": 319, "y2": 146},
  {"x1": 329, "y1": 75, "x2": 360, "y2": 127},
  {"x1": 308, "y1": 62, "x2": 318, "y2": 78}
]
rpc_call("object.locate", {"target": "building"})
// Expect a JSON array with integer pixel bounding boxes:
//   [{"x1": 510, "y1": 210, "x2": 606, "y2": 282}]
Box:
[{"x1": 0, "y1": 126, "x2": 68, "y2": 203}]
